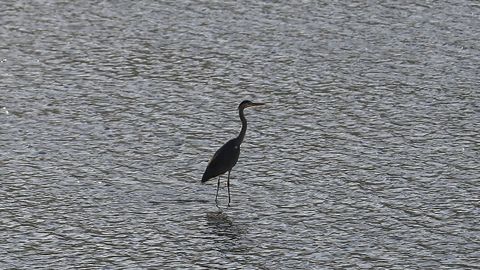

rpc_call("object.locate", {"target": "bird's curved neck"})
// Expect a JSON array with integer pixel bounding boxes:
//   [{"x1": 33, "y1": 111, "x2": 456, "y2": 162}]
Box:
[{"x1": 237, "y1": 107, "x2": 247, "y2": 144}]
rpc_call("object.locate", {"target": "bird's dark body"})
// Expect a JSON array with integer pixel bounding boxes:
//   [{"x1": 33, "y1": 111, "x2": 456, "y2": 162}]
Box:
[{"x1": 202, "y1": 138, "x2": 241, "y2": 183}]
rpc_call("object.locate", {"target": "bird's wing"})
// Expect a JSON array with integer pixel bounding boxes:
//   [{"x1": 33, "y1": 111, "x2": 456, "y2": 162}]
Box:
[
  {"x1": 207, "y1": 138, "x2": 236, "y2": 166},
  {"x1": 202, "y1": 138, "x2": 240, "y2": 182}
]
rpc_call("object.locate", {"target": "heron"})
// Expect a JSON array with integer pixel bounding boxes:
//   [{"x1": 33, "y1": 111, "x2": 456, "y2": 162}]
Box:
[{"x1": 202, "y1": 100, "x2": 265, "y2": 206}]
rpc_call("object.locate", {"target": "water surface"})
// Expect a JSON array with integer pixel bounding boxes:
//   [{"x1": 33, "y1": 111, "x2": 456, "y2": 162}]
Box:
[{"x1": 1, "y1": 1, "x2": 479, "y2": 269}]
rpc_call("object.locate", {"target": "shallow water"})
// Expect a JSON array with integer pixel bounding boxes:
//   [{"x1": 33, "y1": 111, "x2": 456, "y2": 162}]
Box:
[{"x1": 1, "y1": 1, "x2": 479, "y2": 269}]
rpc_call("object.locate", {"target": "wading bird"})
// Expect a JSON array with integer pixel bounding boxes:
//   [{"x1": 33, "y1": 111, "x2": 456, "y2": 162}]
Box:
[{"x1": 202, "y1": 100, "x2": 264, "y2": 206}]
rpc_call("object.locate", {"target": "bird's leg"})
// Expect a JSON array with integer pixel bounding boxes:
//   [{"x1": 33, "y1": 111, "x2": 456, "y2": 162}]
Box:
[
  {"x1": 215, "y1": 176, "x2": 221, "y2": 207},
  {"x1": 227, "y1": 170, "x2": 231, "y2": 207}
]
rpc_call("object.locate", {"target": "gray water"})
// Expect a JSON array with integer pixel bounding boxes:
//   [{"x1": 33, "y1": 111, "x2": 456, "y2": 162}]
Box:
[{"x1": 1, "y1": 1, "x2": 479, "y2": 269}]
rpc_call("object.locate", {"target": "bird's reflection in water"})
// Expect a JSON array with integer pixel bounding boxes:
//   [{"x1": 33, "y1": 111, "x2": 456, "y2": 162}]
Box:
[{"x1": 206, "y1": 210, "x2": 244, "y2": 240}]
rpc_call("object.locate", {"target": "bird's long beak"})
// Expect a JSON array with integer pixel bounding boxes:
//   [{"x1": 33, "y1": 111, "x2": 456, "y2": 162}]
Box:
[{"x1": 250, "y1": 102, "x2": 265, "y2": 107}]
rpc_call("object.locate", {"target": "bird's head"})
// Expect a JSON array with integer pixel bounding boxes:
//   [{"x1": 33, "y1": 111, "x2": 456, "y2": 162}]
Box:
[{"x1": 239, "y1": 100, "x2": 265, "y2": 109}]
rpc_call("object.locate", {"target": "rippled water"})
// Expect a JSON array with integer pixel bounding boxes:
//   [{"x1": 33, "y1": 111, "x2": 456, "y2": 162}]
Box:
[{"x1": 1, "y1": 1, "x2": 479, "y2": 269}]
